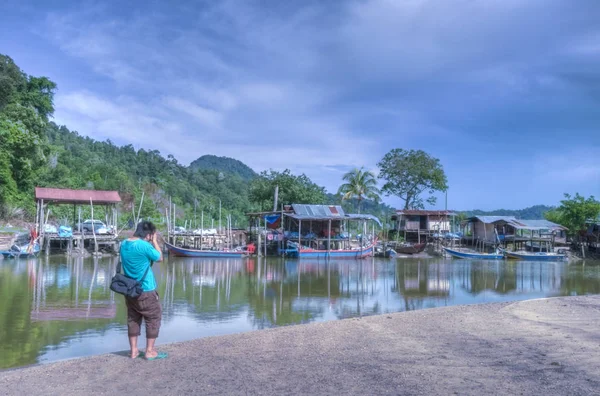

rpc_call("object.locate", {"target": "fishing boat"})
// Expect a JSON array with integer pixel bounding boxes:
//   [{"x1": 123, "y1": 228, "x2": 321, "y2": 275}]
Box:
[
  {"x1": 285, "y1": 240, "x2": 376, "y2": 259},
  {"x1": 504, "y1": 251, "x2": 567, "y2": 261},
  {"x1": 443, "y1": 247, "x2": 504, "y2": 260},
  {"x1": 1, "y1": 242, "x2": 41, "y2": 259},
  {"x1": 395, "y1": 242, "x2": 427, "y2": 255},
  {"x1": 374, "y1": 246, "x2": 397, "y2": 258},
  {"x1": 165, "y1": 242, "x2": 250, "y2": 258}
]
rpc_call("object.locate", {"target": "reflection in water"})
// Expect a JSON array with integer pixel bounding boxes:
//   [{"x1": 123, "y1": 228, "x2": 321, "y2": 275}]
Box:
[{"x1": 1, "y1": 256, "x2": 600, "y2": 369}]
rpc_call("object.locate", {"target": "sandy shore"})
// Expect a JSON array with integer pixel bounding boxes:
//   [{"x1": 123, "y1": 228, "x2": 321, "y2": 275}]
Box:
[{"x1": 2, "y1": 295, "x2": 600, "y2": 395}]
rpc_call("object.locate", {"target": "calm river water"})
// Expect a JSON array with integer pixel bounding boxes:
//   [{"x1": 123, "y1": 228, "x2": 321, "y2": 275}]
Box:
[{"x1": 1, "y1": 255, "x2": 600, "y2": 369}]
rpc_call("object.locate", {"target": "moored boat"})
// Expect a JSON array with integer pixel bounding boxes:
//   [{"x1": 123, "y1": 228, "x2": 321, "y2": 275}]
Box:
[
  {"x1": 395, "y1": 242, "x2": 427, "y2": 255},
  {"x1": 504, "y1": 251, "x2": 566, "y2": 261},
  {"x1": 0, "y1": 242, "x2": 40, "y2": 259},
  {"x1": 374, "y1": 247, "x2": 397, "y2": 258},
  {"x1": 165, "y1": 242, "x2": 250, "y2": 258},
  {"x1": 286, "y1": 240, "x2": 376, "y2": 259},
  {"x1": 443, "y1": 247, "x2": 504, "y2": 260}
]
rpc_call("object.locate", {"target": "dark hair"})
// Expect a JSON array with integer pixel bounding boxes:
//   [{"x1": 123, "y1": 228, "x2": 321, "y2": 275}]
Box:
[{"x1": 133, "y1": 221, "x2": 156, "y2": 239}]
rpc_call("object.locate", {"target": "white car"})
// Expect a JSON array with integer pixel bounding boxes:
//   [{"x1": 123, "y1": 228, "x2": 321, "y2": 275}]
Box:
[{"x1": 82, "y1": 220, "x2": 109, "y2": 234}]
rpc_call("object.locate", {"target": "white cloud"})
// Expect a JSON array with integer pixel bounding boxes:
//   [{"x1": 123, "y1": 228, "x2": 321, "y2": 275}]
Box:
[
  {"x1": 162, "y1": 96, "x2": 223, "y2": 128},
  {"x1": 40, "y1": 0, "x2": 600, "y2": 206}
]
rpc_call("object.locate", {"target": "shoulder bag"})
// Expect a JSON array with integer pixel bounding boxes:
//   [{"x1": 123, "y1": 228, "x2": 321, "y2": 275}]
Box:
[{"x1": 110, "y1": 260, "x2": 151, "y2": 299}]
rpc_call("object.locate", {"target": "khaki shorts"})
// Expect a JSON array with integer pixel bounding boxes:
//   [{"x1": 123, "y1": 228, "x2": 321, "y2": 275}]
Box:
[{"x1": 125, "y1": 290, "x2": 162, "y2": 339}]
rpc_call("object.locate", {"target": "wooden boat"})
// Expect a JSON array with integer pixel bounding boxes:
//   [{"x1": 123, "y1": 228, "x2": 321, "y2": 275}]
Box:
[
  {"x1": 443, "y1": 247, "x2": 504, "y2": 260},
  {"x1": 374, "y1": 247, "x2": 397, "y2": 258},
  {"x1": 395, "y1": 243, "x2": 427, "y2": 255},
  {"x1": 285, "y1": 240, "x2": 376, "y2": 259},
  {"x1": 165, "y1": 242, "x2": 249, "y2": 258},
  {"x1": 1, "y1": 242, "x2": 40, "y2": 259},
  {"x1": 505, "y1": 251, "x2": 566, "y2": 261}
]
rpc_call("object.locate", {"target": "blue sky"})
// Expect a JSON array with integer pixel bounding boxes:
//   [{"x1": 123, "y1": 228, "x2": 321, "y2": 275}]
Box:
[{"x1": 1, "y1": 0, "x2": 599, "y2": 210}]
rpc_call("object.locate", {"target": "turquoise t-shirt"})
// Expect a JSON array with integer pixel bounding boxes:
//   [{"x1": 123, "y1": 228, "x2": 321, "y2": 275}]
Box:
[{"x1": 120, "y1": 239, "x2": 160, "y2": 292}]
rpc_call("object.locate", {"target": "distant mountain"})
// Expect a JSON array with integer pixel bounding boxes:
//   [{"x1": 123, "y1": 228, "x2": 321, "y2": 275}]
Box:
[
  {"x1": 189, "y1": 155, "x2": 257, "y2": 181},
  {"x1": 461, "y1": 205, "x2": 554, "y2": 220}
]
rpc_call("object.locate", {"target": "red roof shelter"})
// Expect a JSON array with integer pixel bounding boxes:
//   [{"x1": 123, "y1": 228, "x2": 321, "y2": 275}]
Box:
[{"x1": 35, "y1": 187, "x2": 121, "y2": 205}]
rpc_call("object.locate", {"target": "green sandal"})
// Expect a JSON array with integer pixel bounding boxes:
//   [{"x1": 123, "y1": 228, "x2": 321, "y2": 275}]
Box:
[{"x1": 146, "y1": 351, "x2": 168, "y2": 361}]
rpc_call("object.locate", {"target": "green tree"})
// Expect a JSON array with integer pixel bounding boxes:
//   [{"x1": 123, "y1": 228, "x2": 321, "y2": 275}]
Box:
[
  {"x1": 0, "y1": 118, "x2": 45, "y2": 214},
  {"x1": 544, "y1": 193, "x2": 600, "y2": 238},
  {"x1": 249, "y1": 169, "x2": 326, "y2": 211},
  {"x1": 0, "y1": 55, "x2": 27, "y2": 110},
  {"x1": 337, "y1": 167, "x2": 380, "y2": 213},
  {"x1": 377, "y1": 149, "x2": 448, "y2": 209}
]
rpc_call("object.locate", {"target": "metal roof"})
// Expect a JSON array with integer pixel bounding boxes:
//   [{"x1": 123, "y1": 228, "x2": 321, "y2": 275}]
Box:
[
  {"x1": 35, "y1": 187, "x2": 121, "y2": 205},
  {"x1": 504, "y1": 219, "x2": 568, "y2": 231},
  {"x1": 346, "y1": 214, "x2": 383, "y2": 227},
  {"x1": 284, "y1": 204, "x2": 382, "y2": 226},
  {"x1": 469, "y1": 216, "x2": 568, "y2": 230},
  {"x1": 395, "y1": 210, "x2": 456, "y2": 216},
  {"x1": 292, "y1": 204, "x2": 345, "y2": 218},
  {"x1": 468, "y1": 216, "x2": 516, "y2": 224}
]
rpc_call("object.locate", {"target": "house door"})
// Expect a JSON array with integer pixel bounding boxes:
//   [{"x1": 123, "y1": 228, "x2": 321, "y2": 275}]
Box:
[{"x1": 419, "y1": 216, "x2": 427, "y2": 230}]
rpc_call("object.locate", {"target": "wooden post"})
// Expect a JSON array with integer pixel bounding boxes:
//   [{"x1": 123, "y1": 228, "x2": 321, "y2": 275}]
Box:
[
  {"x1": 90, "y1": 198, "x2": 98, "y2": 254},
  {"x1": 40, "y1": 199, "x2": 44, "y2": 245},
  {"x1": 299, "y1": 219, "x2": 302, "y2": 249},
  {"x1": 165, "y1": 207, "x2": 170, "y2": 245},
  {"x1": 264, "y1": 217, "x2": 267, "y2": 257},
  {"x1": 78, "y1": 206, "x2": 82, "y2": 254},
  {"x1": 347, "y1": 220, "x2": 350, "y2": 250},
  {"x1": 201, "y1": 210, "x2": 204, "y2": 250},
  {"x1": 281, "y1": 204, "x2": 285, "y2": 257},
  {"x1": 327, "y1": 219, "x2": 332, "y2": 258}
]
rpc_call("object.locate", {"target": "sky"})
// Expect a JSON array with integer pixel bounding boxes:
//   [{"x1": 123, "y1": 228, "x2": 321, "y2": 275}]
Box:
[{"x1": 1, "y1": 0, "x2": 599, "y2": 211}]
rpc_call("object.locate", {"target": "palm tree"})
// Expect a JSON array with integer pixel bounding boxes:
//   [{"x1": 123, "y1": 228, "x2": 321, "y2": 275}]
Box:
[{"x1": 337, "y1": 167, "x2": 380, "y2": 213}]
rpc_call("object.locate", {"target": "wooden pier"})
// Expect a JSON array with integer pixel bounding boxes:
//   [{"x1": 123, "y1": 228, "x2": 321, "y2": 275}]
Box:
[{"x1": 35, "y1": 187, "x2": 122, "y2": 256}]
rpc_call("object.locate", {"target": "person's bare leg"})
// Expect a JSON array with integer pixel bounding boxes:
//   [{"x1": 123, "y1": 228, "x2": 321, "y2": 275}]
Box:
[
  {"x1": 145, "y1": 338, "x2": 157, "y2": 358},
  {"x1": 129, "y1": 335, "x2": 139, "y2": 358}
]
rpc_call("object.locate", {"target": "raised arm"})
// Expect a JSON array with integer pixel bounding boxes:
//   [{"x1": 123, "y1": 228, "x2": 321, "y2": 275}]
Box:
[{"x1": 148, "y1": 233, "x2": 162, "y2": 262}]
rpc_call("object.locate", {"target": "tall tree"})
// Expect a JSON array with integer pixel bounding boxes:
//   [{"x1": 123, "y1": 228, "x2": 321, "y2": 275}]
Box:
[
  {"x1": 377, "y1": 148, "x2": 448, "y2": 209},
  {"x1": 544, "y1": 193, "x2": 600, "y2": 238},
  {"x1": 337, "y1": 167, "x2": 380, "y2": 213},
  {"x1": 249, "y1": 169, "x2": 326, "y2": 211}
]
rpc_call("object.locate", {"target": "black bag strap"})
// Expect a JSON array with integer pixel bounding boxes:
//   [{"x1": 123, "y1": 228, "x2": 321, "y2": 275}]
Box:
[{"x1": 116, "y1": 260, "x2": 152, "y2": 281}]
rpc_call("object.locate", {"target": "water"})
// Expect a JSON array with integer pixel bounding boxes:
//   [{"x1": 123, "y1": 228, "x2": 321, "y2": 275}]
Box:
[{"x1": 1, "y1": 255, "x2": 600, "y2": 369}]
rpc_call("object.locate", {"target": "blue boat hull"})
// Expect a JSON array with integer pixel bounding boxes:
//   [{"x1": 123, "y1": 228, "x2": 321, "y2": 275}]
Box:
[
  {"x1": 443, "y1": 247, "x2": 504, "y2": 260},
  {"x1": 286, "y1": 242, "x2": 375, "y2": 259},
  {"x1": 1, "y1": 243, "x2": 40, "y2": 259},
  {"x1": 165, "y1": 243, "x2": 249, "y2": 258},
  {"x1": 505, "y1": 251, "x2": 566, "y2": 261}
]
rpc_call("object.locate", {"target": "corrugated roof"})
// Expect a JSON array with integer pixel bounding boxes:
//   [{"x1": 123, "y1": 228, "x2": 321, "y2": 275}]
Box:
[
  {"x1": 395, "y1": 210, "x2": 456, "y2": 216},
  {"x1": 292, "y1": 204, "x2": 345, "y2": 218},
  {"x1": 505, "y1": 219, "x2": 568, "y2": 231},
  {"x1": 468, "y1": 216, "x2": 516, "y2": 224},
  {"x1": 35, "y1": 187, "x2": 121, "y2": 205},
  {"x1": 346, "y1": 214, "x2": 383, "y2": 227},
  {"x1": 285, "y1": 204, "x2": 382, "y2": 226}
]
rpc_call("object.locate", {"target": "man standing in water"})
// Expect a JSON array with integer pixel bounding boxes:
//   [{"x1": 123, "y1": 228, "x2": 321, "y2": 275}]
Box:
[{"x1": 120, "y1": 221, "x2": 167, "y2": 360}]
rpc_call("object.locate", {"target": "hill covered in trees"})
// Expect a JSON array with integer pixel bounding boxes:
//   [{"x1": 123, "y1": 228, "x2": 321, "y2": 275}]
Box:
[
  {"x1": 460, "y1": 205, "x2": 554, "y2": 220},
  {"x1": 189, "y1": 155, "x2": 257, "y2": 181}
]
